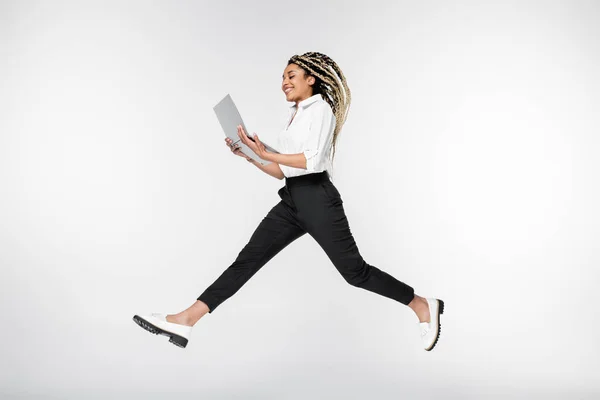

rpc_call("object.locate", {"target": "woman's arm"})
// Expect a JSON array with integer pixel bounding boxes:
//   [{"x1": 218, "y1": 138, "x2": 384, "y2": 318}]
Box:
[
  {"x1": 248, "y1": 158, "x2": 285, "y2": 180},
  {"x1": 268, "y1": 153, "x2": 308, "y2": 170},
  {"x1": 234, "y1": 123, "x2": 321, "y2": 176}
]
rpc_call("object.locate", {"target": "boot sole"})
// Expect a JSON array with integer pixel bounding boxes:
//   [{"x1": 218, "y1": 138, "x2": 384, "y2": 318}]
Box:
[
  {"x1": 425, "y1": 299, "x2": 444, "y2": 351},
  {"x1": 132, "y1": 315, "x2": 189, "y2": 348}
]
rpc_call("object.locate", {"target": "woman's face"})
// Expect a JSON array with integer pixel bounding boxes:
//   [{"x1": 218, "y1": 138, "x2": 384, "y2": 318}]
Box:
[{"x1": 281, "y1": 63, "x2": 315, "y2": 104}]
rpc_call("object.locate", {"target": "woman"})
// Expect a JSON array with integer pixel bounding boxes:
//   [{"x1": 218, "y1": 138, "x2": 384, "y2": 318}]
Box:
[{"x1": 133, "y1": 52, "x2": 444, "y2": 351}]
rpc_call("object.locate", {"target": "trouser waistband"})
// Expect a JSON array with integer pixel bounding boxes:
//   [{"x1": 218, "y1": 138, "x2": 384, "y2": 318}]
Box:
[{"x1": 285, "y1": 171, "x2": 329, "y2": 188}]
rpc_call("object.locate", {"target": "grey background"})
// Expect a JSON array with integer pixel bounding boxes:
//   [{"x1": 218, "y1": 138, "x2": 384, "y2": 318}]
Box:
[{"x1": 1, "y1": 1, "x2": 599, "y2": 399}]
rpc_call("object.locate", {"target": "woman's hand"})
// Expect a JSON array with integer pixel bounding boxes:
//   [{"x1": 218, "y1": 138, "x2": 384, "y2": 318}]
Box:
[
  {"x1": 225, "y1": 137, "x2": 253, "y2": 162},
  {"x1": 236, "y1": 125, "x2": 273, "y2": 162}
]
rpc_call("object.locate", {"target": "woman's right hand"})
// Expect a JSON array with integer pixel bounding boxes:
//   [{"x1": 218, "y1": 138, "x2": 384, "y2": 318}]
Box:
[{"x1": 225, "y1": 137, "x2": 253, "y2": 162}]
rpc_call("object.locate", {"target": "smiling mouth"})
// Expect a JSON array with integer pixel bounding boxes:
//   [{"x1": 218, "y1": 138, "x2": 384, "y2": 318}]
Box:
[{"x1": 284, "y1": 88, "x2": 293, "y2": 94}]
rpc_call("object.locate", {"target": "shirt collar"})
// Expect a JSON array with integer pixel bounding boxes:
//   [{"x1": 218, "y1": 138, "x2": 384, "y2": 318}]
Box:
[{"x1": 289, "y1": 93, "x2": 323, "y2": 111}]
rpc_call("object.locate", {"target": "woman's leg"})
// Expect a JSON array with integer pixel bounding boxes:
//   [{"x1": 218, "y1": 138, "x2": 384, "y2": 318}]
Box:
[
  {"x1": 298, "y1": 180, "x2": 427, "y2": 317},
  {"x1": 408, "y1": 295, "x2": 431, "y2": 322},
  {"x1": 169, "y1": 194, "x2": 305, "y2": 326}
]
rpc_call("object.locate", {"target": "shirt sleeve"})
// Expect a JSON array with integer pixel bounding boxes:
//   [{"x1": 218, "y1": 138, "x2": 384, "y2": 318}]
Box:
[{"x1": 303, "y1": 104, "x2": 336, "y2": 172}]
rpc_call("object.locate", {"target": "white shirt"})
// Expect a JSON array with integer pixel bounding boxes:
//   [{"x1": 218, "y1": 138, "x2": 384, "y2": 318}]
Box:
[{"x1": 277, "y1": 93, "x2": 336, "y2": 180}]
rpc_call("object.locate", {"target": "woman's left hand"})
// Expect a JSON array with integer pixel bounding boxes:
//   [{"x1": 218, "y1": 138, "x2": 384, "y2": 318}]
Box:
[{"x1": 237, "y1": 125, "x2": 273, "y2": 162}]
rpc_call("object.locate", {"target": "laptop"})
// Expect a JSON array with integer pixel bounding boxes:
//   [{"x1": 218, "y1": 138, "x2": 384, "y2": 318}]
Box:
[{"x1": 213, "y1": 94, "x2": 280, "y2": 166}]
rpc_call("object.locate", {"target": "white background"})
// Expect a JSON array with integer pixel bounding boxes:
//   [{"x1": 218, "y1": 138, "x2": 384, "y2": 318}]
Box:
[{"x1": 1, "y1": 1, "x2": 599, "y2": 399}]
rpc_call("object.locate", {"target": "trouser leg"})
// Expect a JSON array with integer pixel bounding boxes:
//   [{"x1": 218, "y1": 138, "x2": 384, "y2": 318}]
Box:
[
  {"x1": 197, "y1": 191, "x2": 305, "y2": 313},
  {"x1": 298, "y1": 180, "x2": 415, "y2": 305}
]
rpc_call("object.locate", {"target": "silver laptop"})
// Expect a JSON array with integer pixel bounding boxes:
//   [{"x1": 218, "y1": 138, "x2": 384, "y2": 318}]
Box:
[{"x1": 213, "y1": 94, "x2": 280, "y2": 165}]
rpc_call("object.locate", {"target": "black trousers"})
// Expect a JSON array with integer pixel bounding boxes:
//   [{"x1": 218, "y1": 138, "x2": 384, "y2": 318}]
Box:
[{"x1": 197, "y1": 171, "x2": 415, "y2": 313}]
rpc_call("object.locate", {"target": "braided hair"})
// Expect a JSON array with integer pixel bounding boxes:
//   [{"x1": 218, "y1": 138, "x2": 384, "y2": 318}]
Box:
[{"x1": 287, "y1": 52, "x2": 351, "y2": 169}]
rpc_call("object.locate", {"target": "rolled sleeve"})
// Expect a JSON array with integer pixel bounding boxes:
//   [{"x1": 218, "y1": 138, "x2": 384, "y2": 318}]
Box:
[
  {"x1": 303, "y1": 148, "x2": 318, "y2": 172},
  {"x1": 303, "y1": 104, "x2": 336, "y2": 172}
]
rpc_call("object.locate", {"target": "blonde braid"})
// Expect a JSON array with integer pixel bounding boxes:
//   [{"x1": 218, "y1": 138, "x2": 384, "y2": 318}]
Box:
[{"x1": 287, "y1": 52, "x2": 351, "y2": 174}]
